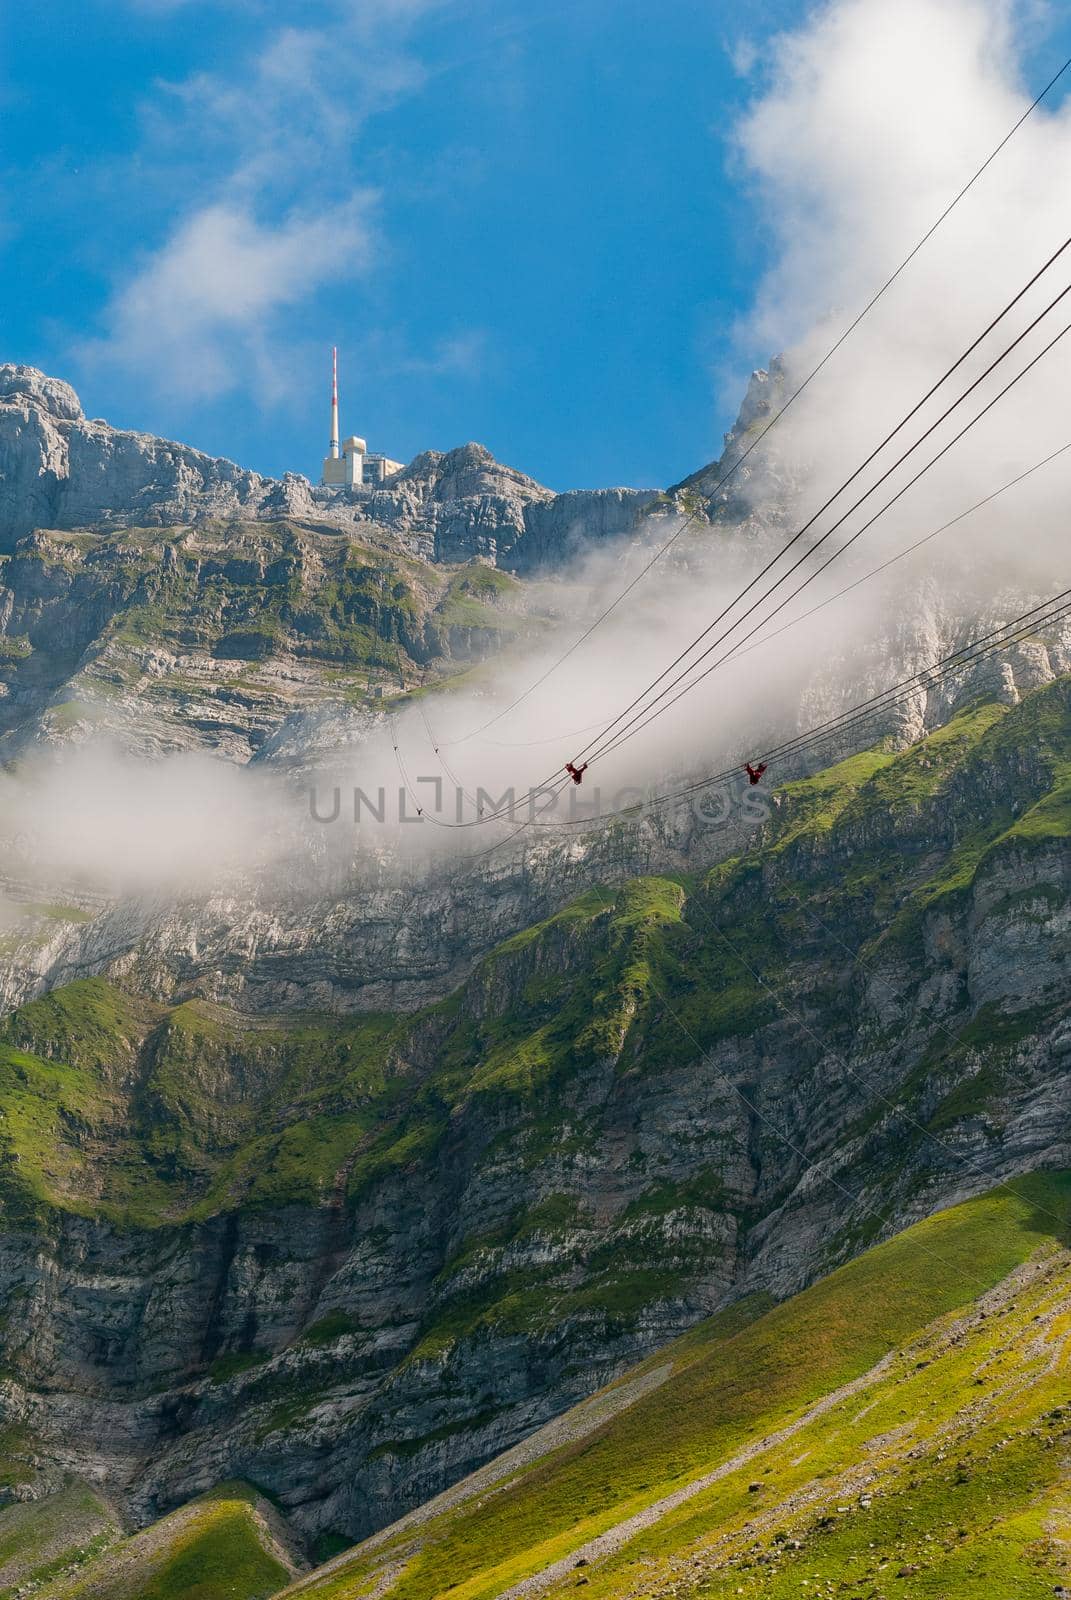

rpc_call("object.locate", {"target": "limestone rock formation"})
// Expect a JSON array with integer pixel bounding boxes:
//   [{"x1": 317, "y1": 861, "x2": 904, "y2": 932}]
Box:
[
  {"x1": 0, "y1": 364, "x2": 313, "y2": 544},
  {"x1": 0, "y1": 367, "x2": 656, "y2": 570},
  {"x1": 671, "y1": 355, "x2": 795, "y2": 525},
  {"x1": 0, "y1": 356, "x2": 1068, "y2": 1581},
  {"x1": 0, "y1": 679, "x2": 1066, "y2": 1546}
]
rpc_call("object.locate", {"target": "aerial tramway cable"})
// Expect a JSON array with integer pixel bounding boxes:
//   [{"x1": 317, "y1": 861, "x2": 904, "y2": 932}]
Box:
[
  {"x1": 467, "y1": 440, "x2": 1071, "y2": 750},
  {"x1": 391, "y1": 587, "x2": 1071, "y2": 843},
  {"x1": 435, "y1": 51, "x2": 1071, "y2": 748},
  {"x1": 407, "y1": 242, "x2": 1071, "y2": 822},
  {"x1": 405, "y1": 262, "x2": 1071, "y2": 828},
  {"x1": 575, "y1": 280, "x2": 1071, "y2": 770},
  {"x1": 533, "y1": 589, "x2": 1071, "y2": 831}
]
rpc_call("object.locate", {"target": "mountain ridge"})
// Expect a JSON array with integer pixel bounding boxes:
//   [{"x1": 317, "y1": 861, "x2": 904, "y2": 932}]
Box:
[{"x1": 0, "y1": 365, "x2": 657, "y2": 568}]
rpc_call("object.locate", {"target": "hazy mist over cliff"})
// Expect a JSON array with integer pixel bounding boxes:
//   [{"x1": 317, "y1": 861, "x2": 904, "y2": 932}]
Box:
[{"x1": 3, "y1": 0, "x2": 1070, "y2": 899}]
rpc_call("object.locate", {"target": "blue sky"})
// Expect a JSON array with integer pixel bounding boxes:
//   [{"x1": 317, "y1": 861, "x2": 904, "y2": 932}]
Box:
[{"x1": 2, "y1": 0, "x2": 1068, "y2": 491}]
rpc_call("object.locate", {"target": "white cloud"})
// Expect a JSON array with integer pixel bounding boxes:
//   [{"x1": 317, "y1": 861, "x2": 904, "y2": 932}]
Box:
[
  {"x1": 83, "y1": 1, "x2": 445, "y2": 402},
  {"x1": 721, "y1": 0, "x2": 1071, "y2": 554},
  {"x1": 86, "y1": 200, "x2": 374, "y2": 402}
]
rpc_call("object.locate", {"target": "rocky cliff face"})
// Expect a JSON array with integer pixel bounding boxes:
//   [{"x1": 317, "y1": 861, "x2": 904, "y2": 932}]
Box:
[
  {"x1": 0, "y1": 367, "x2": 653, "y2": 571},
  {"x1": 0, "y1": 357, "x2": 1068, "y2": 1575},
  {"x1": 0, "y1": 519, "x2": 539, "y2": 762},
  {"x1": 0, "y1": 366, "x2": 313, "y2": 542},
  {"x1": 0, "y1": 678, "x2": 1066, "y2": 1549},
  {"x1": 670, "y1": 356, "x2": 806, "y2": 536}
]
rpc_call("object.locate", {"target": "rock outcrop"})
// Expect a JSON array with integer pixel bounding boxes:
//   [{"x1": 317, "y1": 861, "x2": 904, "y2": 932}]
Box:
[
  {"x1": 0, "y1": 364, "x2": 317, "y2": 544},
  {"x1": 0, "y1": 520, "x2": 534, "y2": 762},
  {"x1": 671, "y1": 356, "x2": 796, "y2": 525},
  {"x1": 510, "y1": 486, "x2": 662, "y2": 574},
  {"x1": 365, "y1": 443, "x2": 551, "y2": 563},
  {"x1": 0, "y1": 367, "x2": 656, "y2": 571}
]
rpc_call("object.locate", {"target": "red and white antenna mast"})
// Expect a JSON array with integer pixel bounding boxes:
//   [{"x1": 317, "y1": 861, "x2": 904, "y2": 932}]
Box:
[{"x1": 329, "y1": 346, "x2": 340, "y2": 459}]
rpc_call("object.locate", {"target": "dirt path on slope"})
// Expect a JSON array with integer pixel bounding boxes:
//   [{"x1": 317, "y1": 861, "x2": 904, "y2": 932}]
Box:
[
  {"x1": 280, "y1": 1363, "x2": 676, "y2": 1596},
  {"x1": 498, "y1": 1256, "x2": 1065, "y2": 1600},
  {"x1": 496, "y1": 1352, "x2": 897, "y2": 1600}
]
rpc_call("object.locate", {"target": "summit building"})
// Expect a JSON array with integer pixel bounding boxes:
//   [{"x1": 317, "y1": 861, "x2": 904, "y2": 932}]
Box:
[{"x1": 320, "y1": 348, "x2": 403, "y2": 490}]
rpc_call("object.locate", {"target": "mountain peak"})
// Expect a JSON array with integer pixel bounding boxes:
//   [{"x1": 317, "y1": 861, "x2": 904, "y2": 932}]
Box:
[{"x1": 0, "y1": 363, "x2": 84, "y2": 423}]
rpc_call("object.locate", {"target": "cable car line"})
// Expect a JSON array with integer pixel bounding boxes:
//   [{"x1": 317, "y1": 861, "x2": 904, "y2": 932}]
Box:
[
  {"x1": 583, "y1": 309, "x2": 1071, "y2": 770},
  {"x1": 415, "y1": 254, "x2": 1071, "y2": 824},
  {"x1": 391, "y1": 588, "x2": 1071, "y2": 843},
  {"x1": 436, "y1": 52, "x2": 1071, "y2": 748}
]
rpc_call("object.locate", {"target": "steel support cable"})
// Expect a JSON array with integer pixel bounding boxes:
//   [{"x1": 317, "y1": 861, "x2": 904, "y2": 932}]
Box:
[
  {"x1": 435, "y1": 54, "x2": 1071, "y2": 748},
  {"x1": 404, "y1": 589, "x2": 1071, "y2": 843},
  {"x1": 472, "y1": 441, "x2": 1071, "y2": 749},
  {"x1": 574, "y1": 247, "x2": 1071, "y2": 764},
  {"x1": 517, "y1": 592, "x2": 1071, "y2": 832},
  {"x1": 432, "y1": 231, "x2": 1071, "y2": 772},
  {"x1": 420, "y1": 263, "x2": 1071, "y2": 825},
  {"x1": 660, "y1": 590, "x2": 1071, "y2": 802},
  {"x1": 406, "y1": 570, "x2": 1071, "y2": 836},
  {"x1": 586, "y1": 312, "x2": 1071, "y2": 769}
]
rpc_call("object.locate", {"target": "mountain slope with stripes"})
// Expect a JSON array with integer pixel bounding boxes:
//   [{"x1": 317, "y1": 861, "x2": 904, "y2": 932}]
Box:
[{"x1": 279, "y1": 1172, "x2": 1071, "y2": 1600}]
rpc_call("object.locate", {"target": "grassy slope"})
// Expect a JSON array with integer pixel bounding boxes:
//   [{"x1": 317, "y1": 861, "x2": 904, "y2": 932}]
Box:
[
  {"x1": 0, "y1": 1481, "x2": 119, "y2": 1598},
  {"x1": 282, "y1": 1172, "x2": 1071, "y2": 1600},
  {"x1": 39, "y1": 1483, "x2": 297, "y2": 1600}
]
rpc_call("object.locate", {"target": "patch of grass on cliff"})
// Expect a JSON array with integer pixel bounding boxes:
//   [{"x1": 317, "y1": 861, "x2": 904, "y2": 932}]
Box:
[
  {"x1": 208, "y1": 1350, "x2": 271, "y2": 1384},
  {"x1": 18, "y1": 902, "x2": 94, "y2": 925},
  {"x1": 298, "y1": 1310, "x2": 363, "y2": 1346},
  {"x1": 1, "y1": 978, "x2": 155, "y2": 1075},
  {"x1": 622, "y1": 1166, "x2": 730, "y2": 1219},
  {"x1": 145, "y1": 1006, "x2": 401, "y2": 1211},
  {"x1": 367, "y1": 1406, "x2": 509, "y2": 1463},
  {"x1": 437, "y1": 566, "x2": 523, "y2": 633},
  {"x1": 0, "y1": 982, "x2": 404, "y2": 1225},
  {"x1": 348, "y1": 876, "x2": 768, "y2": 1216},
  {"x1": 347, "y1": 1111, "x2": 448, "y2": 1207},
  {"x1": 1002, "y1": 765, "x2": 1071, "y2": 845},
  {"x1": 490, "y1": 887, "x2": 609, "y2": 959},
  {"x1": 749, "y1": 680, "x2": 1071, "y2": 960},
  {"x1": 201, "y1": 1111, "x2": 372, "y2": 1213},
  {"x1": 862, "y1": 698, "x2": 1010, "y2": 808},
  {"x1": 883, "y1": 766, "x2": 1071, "y2": 952},
  {"x1": 459, "y1": 879, "x2": 688, "y2": 1095},
  {"x1": 294, "y1": 1172, "x2": 1070, "y2": 1600},
  {"x1": 431, "y1": 1194, "x2": 586, "y2": 1296},
  {"x1": 0, "y1": 1043, "x2": 121, "y2": 1225},
  {"x1": 898, "y1": 1001, "x2": 1057, "y2": 1134},
  {"x1": 404, "y1": 1268, "x2": 561, "y2": 1363},
  {"x1": 0, "y1": 1425, "x2": 34, "y2": 1492},
  {"x1": 770, "y1": 748, "x2": 895, "y2": 851},
  {"x1": 48, "y1": 1481, "x2": 293, "y2": 1600},
  {"x1": 413, "y1": 1193, "x2": 681, "y2": 1360}
]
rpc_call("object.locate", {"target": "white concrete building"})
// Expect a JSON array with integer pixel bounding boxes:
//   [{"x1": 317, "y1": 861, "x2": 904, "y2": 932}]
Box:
[{"x1": 321, "y1": 349, "x2": 403, "y2": 489}]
